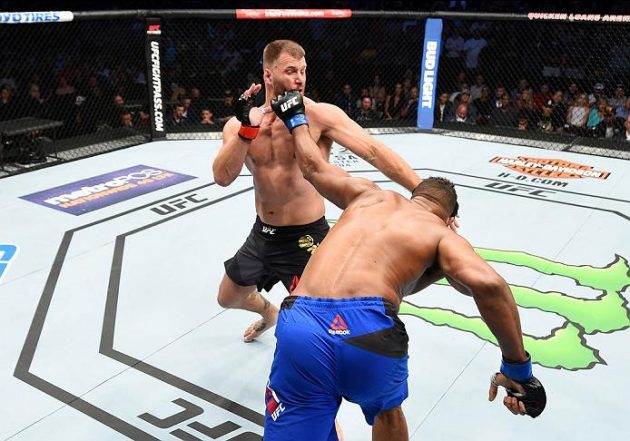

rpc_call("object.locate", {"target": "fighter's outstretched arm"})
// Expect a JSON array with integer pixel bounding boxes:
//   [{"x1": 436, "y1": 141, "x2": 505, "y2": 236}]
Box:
[
  {"x1": 314, "y1": 102, "x2": 421, "y2": 192},
  {"x1": 437, "y1": 231, "x2": 547, "y2": 418},
  {"x1": 437, "y1": 232, "x2": 526, "y2": 362},
  {"x1": 272, "y1": 91, "x2": 378, "y2": 209}
]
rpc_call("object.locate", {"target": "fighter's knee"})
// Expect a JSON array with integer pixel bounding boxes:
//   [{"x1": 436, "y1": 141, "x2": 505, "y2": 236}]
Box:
[
  {"x1": 217, "y1": 276, "x2": 255, "y2": 309},
  {"x1": 217, "y1": 289, "x2": 240, "y2": 309}
]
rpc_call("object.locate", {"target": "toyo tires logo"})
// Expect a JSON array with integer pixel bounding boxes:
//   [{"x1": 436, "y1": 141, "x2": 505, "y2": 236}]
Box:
[{"x1": 400, "y1": 248, "x2": 630, "y2": 370}]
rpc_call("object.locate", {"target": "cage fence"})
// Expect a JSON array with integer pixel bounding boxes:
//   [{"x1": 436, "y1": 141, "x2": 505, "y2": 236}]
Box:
[{"x1": 1, "y1": 10, "x2": 629, "y2": 178}]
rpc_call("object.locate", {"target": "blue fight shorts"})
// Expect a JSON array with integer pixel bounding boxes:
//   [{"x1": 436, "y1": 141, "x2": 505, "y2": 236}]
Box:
[{"x1": 264, "y1": 296, "x2": 409, "y2": 441}]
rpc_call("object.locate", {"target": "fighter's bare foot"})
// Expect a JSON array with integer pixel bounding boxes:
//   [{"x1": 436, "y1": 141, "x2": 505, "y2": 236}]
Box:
[{"x1": 243, "y1": 305, "x2": 278, "y2": 342}]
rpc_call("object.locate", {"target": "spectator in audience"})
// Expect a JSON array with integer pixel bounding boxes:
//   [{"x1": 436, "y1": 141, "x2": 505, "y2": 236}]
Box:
[
  {"x1": 533, "y1": 83, "x2": 552, "y2": 110},
  {"x1": 587, "y1": 97, "x2": 613, "y2": 137},
  {"x1": 22, "y1": 84, "x2": 47, "y2": 118},
  {"x1": 368, "y1": 74, "x2": 387, "y2": 113},
  {"x1": 170, "y1": 104, "x2": 187, "y2": 126},
  {"x1": 469, "y1": 73, "x2": 486, "y2": 101},
  {"x1": 537, "y1": 106, "x2": 554, "y2": 133},
  {"x1": 107, "y1": 94, "x2": 126, "y2": 127},
  {"x1": 400, "y1": 86, "x2": 419, "y2": 122},
  {"x1": 334, "y1": 83, "x2": 357, "y2": 118},
  {"x1": 452, "y1": 72, "x2": 469, "y2": 96},
  {"x1": 517, "y1": 117, "x2": 530, "y2": 131},
  {"x1": 434, "y1": 92, "x2": 453, "y2": 123},
  {"x1": 587, "y1": 97, "x2": 607, "y2": 128},
  {"x1": 545, "y1": 90, "x2": 567, "y2": 132},
  {"x1": 355, "y1": 87, "x2": 371, "y2": 110},
  {"x1": 511, "y1": 78, "x2": 531, "y2": 102},
  {"x1": 0, "y1": 85, "x2": 16, "y2": 120},
  {"x1": 355, "y1": 96, "x2": 380, "y2": 123},
  {"x1": 137, "y1": 110, "x2": 151, "y2": 129},
  {"x1": 113, "y1": 94, "x2": 125, "y2": 107},
  {"x1": 200, "y1": 108, "x2": 217, "y2": 126},
  {"x1": 615, "y1": 97, "x2": 630, "y2": 126},
  {"x1": 609, "y1": 84, "x2": 626, "y2": 110},
  {"x1": 516, "y1": 88, "x2": 538, "y2": 128},
  {"x1": 588, "y1": 83, "x2": 605, "y2": 106},
  {"x1": 401, "y1": 78, "x2": 413, "y2": 101},
  {"x1": 494, "y1": 85, "x2": 507, "y2": 109},
  {"x1": 170, "y1": 85, "x2": 187, "y2": 103},
  {"x1": 384, "y1": 82, "x2": 407, "y2": 119},
  {"x1": 565, "y1": 93, "x2": 589, "y2": 135},
  {"x1": 619, "y1": 115, "x2": 630, "y2": 141},
  {"x1": 119, "y1": 110, "x2": 134, "y2": 128},
  {"x1": 181, "y1": 95, "x2": 198, "y2": 122},
  {"x1": 451, "y1": 102, "x2": 473, "y2": 123},
  {"x1": 563, "y1": 82, "x2": 579, "y2": 107},
  {"x1": 455, "y1": 89, "x2": 476, "y2": 119},
  {"x1": 473, "y1": 85, "x2": 493, "y2": 124},
  {"x1": 449, "y1": 83, "x2": 469, "y2": 104},
  {"x1": 49, "y1": 76, "x2": 78, "y2": 137},
  {"x1": 491, "y1": 93, "x2": 517, "y2": 128},
  {"x1": 463, "y1": 28, "x2": 487, "y2": 73},
  {"x1": 214, "y1": 89, "x2": 235, "y2": 126}
]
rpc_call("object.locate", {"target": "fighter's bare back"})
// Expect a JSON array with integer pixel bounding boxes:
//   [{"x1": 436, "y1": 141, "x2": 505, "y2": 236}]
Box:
[{"x1": 292, "y1": 189, "x2": 451, "y2": 308}]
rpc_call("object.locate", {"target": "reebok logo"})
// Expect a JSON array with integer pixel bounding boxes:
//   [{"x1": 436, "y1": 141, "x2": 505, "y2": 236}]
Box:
[
  {"x1": 328, "y1": 314, "x2": 350, "y2": 335},
  {"x1": 280, "y1": 97, "x2": 299, "y2": 112}
]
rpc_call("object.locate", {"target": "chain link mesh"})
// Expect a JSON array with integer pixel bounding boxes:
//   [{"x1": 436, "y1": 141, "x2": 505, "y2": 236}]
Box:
[
  {"x1": 159, "y1": 16, "x2": 424, "y2": 139},
  {"x1": 0, "y1": 18, "x2": 149, "y2": 174},
  {"x1": 436, "y1": 18, "x2": 630, "y2": 159},
  {"x1": 1, "y1": 12, "x2": 629, "y2": 178}
]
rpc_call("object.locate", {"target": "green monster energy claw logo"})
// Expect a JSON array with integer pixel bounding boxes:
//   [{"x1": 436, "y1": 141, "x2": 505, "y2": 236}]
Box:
[
  {"x1": 399, "y1": 249, "x2": 630, "y2": 371},
  {"x1": 326, "y1": 219, "x2": 630, "y2": 371}
]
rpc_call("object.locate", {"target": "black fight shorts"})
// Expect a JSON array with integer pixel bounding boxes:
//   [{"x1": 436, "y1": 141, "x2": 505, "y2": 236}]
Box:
[{"x1": 224, "y1": 216, "x2": 330, "y2": 292}]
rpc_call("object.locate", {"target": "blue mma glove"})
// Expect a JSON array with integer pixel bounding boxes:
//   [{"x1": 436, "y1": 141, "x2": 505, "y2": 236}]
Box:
[{"x1": 271, "y1": 90, "x2": 309, "y2": 132}]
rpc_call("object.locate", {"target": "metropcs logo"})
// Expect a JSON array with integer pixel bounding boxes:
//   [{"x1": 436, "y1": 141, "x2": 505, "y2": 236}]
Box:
[
  {"x1": 328, "y1": 314, "x2": 350, "y2": 335},
  {"x1": 490, "y1": 156, "x2": 611, "y2": 179}
]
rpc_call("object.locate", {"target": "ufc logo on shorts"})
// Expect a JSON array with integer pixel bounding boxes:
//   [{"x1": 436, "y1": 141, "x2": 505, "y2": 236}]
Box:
[
  {"x1": 266, "y1": 384, "x2": 286, "y2": 421},
  {"x1": 280, "y1": 97, "x2": 299, "y2": 112}
]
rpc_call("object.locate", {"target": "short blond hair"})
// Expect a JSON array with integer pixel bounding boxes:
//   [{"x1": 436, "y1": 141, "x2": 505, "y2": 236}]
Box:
[{"x1": 263, "y1": 40, "x2": 305, "y2": 68}]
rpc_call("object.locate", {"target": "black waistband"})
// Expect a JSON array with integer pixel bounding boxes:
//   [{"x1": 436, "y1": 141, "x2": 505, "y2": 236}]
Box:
[
  {"x1": 254, "y1": 216, "x2": 329, "y2": 237},
  {"x1": 280, "y1": 295, "x2": 398, "y2": 317}
]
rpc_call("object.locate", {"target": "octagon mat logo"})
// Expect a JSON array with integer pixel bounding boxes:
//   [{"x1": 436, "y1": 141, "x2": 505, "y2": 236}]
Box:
[
  {"x1": 400, "y1": 248, "x2": 630, "y2": 371},
  {"x1": 490, "y1": 156, "x2": 611, "y2": 179}
]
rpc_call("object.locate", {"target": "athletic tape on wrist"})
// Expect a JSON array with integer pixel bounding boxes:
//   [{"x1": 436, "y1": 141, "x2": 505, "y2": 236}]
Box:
[
  {"x1": 500, "y1": 353, "x2": 533, "y2": 382},
  {"x1": 286, "y1": 114, "x2": 309, "y2": 131},
  {"x1": 238, "y1": 125, "x2": 259, "y2": 140}
]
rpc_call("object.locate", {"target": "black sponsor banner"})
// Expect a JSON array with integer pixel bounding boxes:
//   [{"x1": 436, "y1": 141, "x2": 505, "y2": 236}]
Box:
[{"x1": 145, "y1": 18, "x2": 166, "y2": 140}]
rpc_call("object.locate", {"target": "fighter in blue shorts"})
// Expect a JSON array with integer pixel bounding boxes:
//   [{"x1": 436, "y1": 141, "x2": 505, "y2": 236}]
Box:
[
  {"x1": 264, "y1": 91, "x2": 547, "y2": 440},
  {"x1": 265, "y1": 296, "x2": 408, "y2": 440}
]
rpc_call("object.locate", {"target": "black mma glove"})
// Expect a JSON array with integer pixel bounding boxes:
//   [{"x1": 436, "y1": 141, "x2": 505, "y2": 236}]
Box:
[
  {"x1": 271, "y1": 90, "x2": 309, "y2": 132},
  {"x1": 500, "y1": 353, "x2": 547, "y2": 418},
  {"x1": 235, "y1": 91, "x2": 260, "y2": 141}
]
